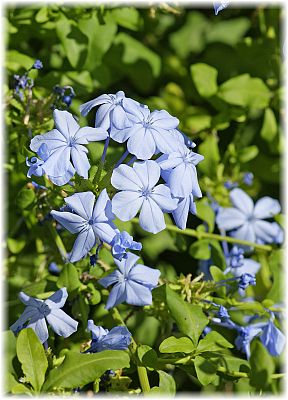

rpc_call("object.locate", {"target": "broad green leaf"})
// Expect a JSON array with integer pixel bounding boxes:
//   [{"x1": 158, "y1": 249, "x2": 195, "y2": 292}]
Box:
[
  {"x1": 238, "y1": 145, "x2": 259, "y2": 163},
  {"x1": 6, "y1": 50, "x2": 34, "y2": 71},
  {"x1": 194, "y1": 355, "x2": 219, "y2": 386},
  {"x1": 249, "y1": 342, "x2": 275, "y2": 389},
  {"x1": 7, "y1": 238, "x2": 26, "y2": 254},
  {"x1": 137, "y1": 344, "x2": 158, "y2": 370},
  {"x1": 79, "y1": 14, "x2": 117, "y2": 71},
  {"x1": 42, "y1": 350, "x2": 130, "y2": 391},
  {"x1": 260, "y1": 108, "x2": 278, "y2": 142},
  {"x1": 198, "y1": 133, "x2": 220, "y2": 178},
  {"x1": 206, "y1": 18, "x2": 250, "y2": 46},
  {"x1": 57, "y1": 263, "x2": 81, "y2": 295},
  {"x1": 150, "y1": 370, "x2": 176, "y2": 395},
  {"x1": 7, "y1": 373, "x2": 32, "y2": 395},
  {"x1": 159, "y1": 336, "x2": 195, "y2": 354},
  {"x1": 113, "y1": 33, "x2": 161, "y2": 77},
  {"x1": 217, "y1": 74, "x2": 271, "y2": 109},
  {"x1": 4, "y1": 330, "x2": 17, "y2": 375},
  {"x1": 166, "y1": 286, "x2": 208, "y2": 344},
  {"x1": 111, "y1": 7, "x2": 143, "y2": 31},
  {"x1": 191, "y1": 63, "x2": 218, "y2": 98},
  {"x1": 16, "y1": 188, "x2": 35, "y2": 209},
  {"x1": 16, "y1": 328, "x2": 48, "y2": 393},
  {"x1": 196, "y1": 331, "x2": 233, "y2": 354},
  {"x1": 189, "y1": 239, "x2": 211, "y2": 260}
]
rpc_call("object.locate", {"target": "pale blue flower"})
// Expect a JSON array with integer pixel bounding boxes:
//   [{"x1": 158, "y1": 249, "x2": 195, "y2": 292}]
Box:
[
  {"x1": 112, "y1": 105, "x2": 180, "y2": 160},
  {"x1": 10, "y1": 288, "x2": 78, "y2": 343},
  {"x1": 111, "y1": 161, "x2": 178, "y2": 234},
  {"x1": 98, "y1": 253, "x2": 161, "y2": 309},
  {"x1": 86, "y1": 320, "x2": 131, "y2": 352},
  {"x1": 51, "y1": 190, "x2": 118, "y2": 262},
  {"x1": 243, "y1": 172, "x2": 254, "y2": 186},
  {"x1": 26, "y1": 156, "x2": 44, "y2": 178},
  {"x1": 216, "y1": 188, "x2": 282, "y2": 244},
  {"x1": 260, "y1": 319, "x2": 286, "y2": 357},
  {"x1": 157, "y1": 147, "x2": 204, "y2": 198},
  {"x1": 235, "y1": 325, "x2": 262, "y2": 359},
  {"x1": 79, "y1": 90, "x2": 142, "y2": 132},
  {"x1": 30, "y1": 109, "x2": 108, "y2": 181},
  {"x1": 214, "y1": 1, "x2": 230, "y2": 15},
  {"x1": 111, "y1": 231, "x2": 142, "y2": 261},
  {"x1": 224, "y1": 246, "x2": 261, "y2": 277}
]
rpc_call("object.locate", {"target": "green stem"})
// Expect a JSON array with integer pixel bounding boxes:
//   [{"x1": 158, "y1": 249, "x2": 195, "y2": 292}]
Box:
[
  {"x1": 110, "y1": 307, "x2": 150, "y2": 394},
  {"x1": 47, "y1": 223, "x2": 67, "y2": 261},
  {"x1": 130, "y1": 219, "x2": 272, "y2": 252},
  {"x1": 257, "y1": 251, "x2": 272, "y2": 292},
  {"x1": 217, "y1": 367, "x2": 284, "y2": 380}
]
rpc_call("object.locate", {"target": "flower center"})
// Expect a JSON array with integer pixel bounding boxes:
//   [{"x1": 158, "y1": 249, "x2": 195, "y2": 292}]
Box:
[
  {"x1": 141, "y1": 188, "x2": 151, "y2": 198},
  {"x1": 38, "y1": 303, "x2": 50, "y2": 316},
  {"x1": 88, "y1": 218, "x2": 94, "y2": 225}
]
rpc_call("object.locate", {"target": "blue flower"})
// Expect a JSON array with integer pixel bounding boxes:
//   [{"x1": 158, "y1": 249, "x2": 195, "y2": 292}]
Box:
[
  {"x1": 26, "y1": 156, "x2": 45, "y2": 178},
  {"x1": 30, "y1": 109, "x2": 108, "y2": 182},
  {"x1": 243, "y1": 172, "x2": 254, "y2": 186},
  {"x1": 224, "y1": 246, "x2": 261, "y2": 277},
  {"x1": 32, "y1": 60, "x2": 43, "y2": 70},
  {"x1": 238, "y1": 273, "x2": 256, "y2": 291},
  {"x1": 216, "y1": 188, "x2": 282, "y2": 244},
  {"x1": 157, "y1": 147, "x2": 204, "y2": 198},
  {"x1": 48, "y1": 262, "x2": 60, "y2": 275},
  {"x1": 260, "y1": 320, "x2": 286, "y2": 357},
  {"x1": 86, "y1": 320, "x2": 131, "y2": 352},
  {"x1": 98, "y1": 253, "x2": 160, "y2": 309},
  {"x1": 217, "y1": 305, "x2": 230, "y2": 320},
  {"x1": 51, "y1": 190, "x2": 118, "y2": 262},
  {"x1": 10, "y1": 288, "x2": 78, "y2": 344},
  {"x1": 224, "y1": 180, "x2": 238, "y2": 190},
  {"x1": 214, "y1": 1, "x2": 230, "y2": 15},
  {"x1": 80, "y1": 90, "x2": 142, "y2": 132},
  {"x1": 111, "y1": 231, "x2": 142, "y2": 261},
  {"x1": 111, "y1": 161, "x2": 178, "y2": 234},
  {"x1": 235, "y1": 325, "x2": 262, "y2": 359}
]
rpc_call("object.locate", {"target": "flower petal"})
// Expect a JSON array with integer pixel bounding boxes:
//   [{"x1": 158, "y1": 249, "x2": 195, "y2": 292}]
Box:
[
  {"x1": 51, "y1": 211, "x2": 87, "y2": 233},
  {"x1": 111, "y1": 164, "x2": 142, "y2": 191},
  {"x1": 10, "y1": 306, "x2": 38, "y2": 334},
  {"x1": 139, "y1": 198, "x2": 166, "y2": 234},
  {"x1": 230, "y1": 188, "x2": 254, "y2": 215},
  {"x1": 93, "y1": 222, "x2": 118, "y2": 245},
  {"x1": 216, "y1": 208, "x2": 246, "y2": 231},
  {"x1": 80, "y1": 95, "x2": 112, "y2": 116},
  {"x1": 41, "y1": 146, "x2": 71, "y2": 177},
  {"x1": 27, "y1": 316, "x2": 49, "y2": 344},
  {"x1": 45, "y1": 288, "x2": 68, "y2": 309},
  {"x1": 232, "y1": 259, "x2": 261, "y2": 277},
  {"x1": 125, "y1": 280, "x2": 153, "y2": 306},
  {"x1": 98, "y1": 270, "x2": 123, "y2": 288},
  {"x1": 127, "y1": 127, "x2": 156, "y2": 160},
  {"x1": 232, "y1": 223, "x2": 256, "y2": 243},
  {"x1": 53, "y1": 109, "x2": 79, "y2": 140},
  {"x1": 49, "y1": 164, "x2": 75, "y2": 186},
  {"x1": 30, "y1": 129, "x2": 67, "y2": 153},
  {"x1": 112, "y1": 191, "x2": 143, "y2": 221},
  {"x1": 252, "y1": 220, "x2": 279, "y2": 244},
  {"x1": 65, "y1": 192, "x2": 95, "y2": 220},
  {"x1": 69, "y1": 227, "x2": 96, "y2": 262},
  {"x1": 128, "y1": 264, "x2": 160, "y2": 288},
  {"x1": 71, "y1": 146, "x2": 90, "y2": 179},
  {"x1": 105, "y1": 282, "x2": 127, "y2": 309},
  {"x1": 74, "y1": 127, "x2": 108, "y2": 144},
  {"x1": 18, "y1": 292, "x2": 43, "y2": 307},
  {"x1": 133, "y1": 160, "x2": 160, "y2": 190},
  {"x1": 150, "y1": 110, "x2": 179, "y2": 129},
  {"x1": 172, "y1": 196, "x2": 190, "y2": 230},
  {"x1": 169, "y1": 163, "x2": 193, "y2": 198},
  {"x1": 253, "y1": 197, "x2": 281, "y2": 219},
  {"x1": 92, "y1": 189, "x2": 114, "y2": 222},
  {"x1": 47, "y1": 308, "x2": 78, "y2": 338},
  {"x1": 150, "y1": 184, "x2": 178, "y2": 212}
]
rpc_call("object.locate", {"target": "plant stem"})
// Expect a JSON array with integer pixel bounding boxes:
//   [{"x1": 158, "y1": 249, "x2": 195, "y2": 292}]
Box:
[
  {"x1": 110, "y1": 307, "x2": 150, "y2": 394},
  {"x1": 130, "y1": 219, "x2": 272, "y2": 252},
  {"x1": 93, "y1": 136, "x2": 110, "y2": 185},
  {"x1": 114, "y1": 150, "x2": 129, "y2": 168}
]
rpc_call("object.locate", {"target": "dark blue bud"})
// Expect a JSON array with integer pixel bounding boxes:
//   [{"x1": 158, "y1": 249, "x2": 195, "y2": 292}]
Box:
[
  {"x1": 63, "y1": 95, "x2": 72, "y2": 106},
  {"x1": 32, "y1": 60, "x2": 43, "y2": 70}
]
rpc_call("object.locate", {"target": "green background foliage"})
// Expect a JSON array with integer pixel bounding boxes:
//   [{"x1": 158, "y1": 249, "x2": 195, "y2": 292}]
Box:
[{"x1": 4, "y1": 3, "x2": 284, "y2": 395}]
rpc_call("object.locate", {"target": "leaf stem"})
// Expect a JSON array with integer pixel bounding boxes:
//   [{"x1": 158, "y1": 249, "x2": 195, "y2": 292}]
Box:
[
  {"x1": 110, "y1": 307, "x2": 150, "y2": 394},
  {"x1": 130, "y1": 219, "x2": 272, "y2": 252}
]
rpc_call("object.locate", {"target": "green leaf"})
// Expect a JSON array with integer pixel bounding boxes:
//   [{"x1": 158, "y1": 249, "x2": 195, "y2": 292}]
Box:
[
  {"x1": 111, "y1": 7, "x2": 143, "y2": 31},
  {"x1": 166, "y1": 286, "x2": 208, "y2": 344},
  {"x1": 217, "y1": 74, "x2": 271, "y2": 109},
  {"x1": 194, "y1": 355, "x2": 219, "y2": 386},
  {"x1": 16, "y1": 328, "x2": 48, "y2": 393},
  {"x1": 137, "y1": 344, "x2": 158, "y2": 370},
  {"x1": 57, "y1": 263, "x2": 81, "y2": 296},
  {"x1": 150, "y1": 370, "x2": 176, "y2": 395},
  {"x1": 191, "y1": 63, "x2": 218, "y2": 98},
  {"x1": 260, "y1": 108, "x2": 278, "y2": 142},
  {"x1": 7, "y1": 373, "x2": 32, "y2": 395},
  {"x1": 238, "y1": 145, "x2": 259, "y2": 163},
  {"x1": 79, "y1": 14, "x2": 117, "y2": 71},
  {"x1": 6, "y1": 50, "x2": 34, "y2": 71},
  {"x1": 196, "y1": 198, "x2": 215, "y2": 232},
  {"x1": 159, "y1": 336, "x2": 195, "y2": 354},
  {"x1": 196, "y1": 331, "x2": 233, "y2": 354},
  {"x1": 189, "y1": 239, "x2": 211, "y2": 260},
  {"x1": 206, "y1": 18, "x2": 250, "y2": 46},
  {"x1": 16, "y1": 188, "x2": 36, "y2": 209},
  {"x1": 113, "y1": 33, "x2": 161, "y2": 77},
  {"x1": 198, "y1": 133, "x2": 220, "y2": 178},
  {"x1": 42, "y1": 350, "x2": 130, "y2": 391},
  {"x1": 267, "y1": 249, "x2": 283, "y2": 303},
  {"x1": 7, "y1": 238, "x2": 26, "y2": 254},
  {"x1": 249, "y1": 342, "x2": 275, "y2": 389}
]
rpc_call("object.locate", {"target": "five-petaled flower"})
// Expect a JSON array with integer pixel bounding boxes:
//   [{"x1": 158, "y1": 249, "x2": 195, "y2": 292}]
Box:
[
  {"x1": 30, "y1": 109, "x2": 108, "y2": 183},
  {"x1": 10, "y1": 288, "x2": 78, "y2": 343},
  {"x1": 111, "y1": 160, "x2": 178, "y2": 234},
  {"x1": 86, "y1": 320, "x2": 131, "y2": 352},
  {"x1": 216, "y1": 188, "x2": 283, "y2": 244},
  {"x1": 51, "y1": 190, "x2": 118, "y2": 262},
  {"x1": 98, "y1": 253, "x2": 160, "y2": 309},
  {"x1": 111, "y1": 231, "x2": 142, "y2": 261}
]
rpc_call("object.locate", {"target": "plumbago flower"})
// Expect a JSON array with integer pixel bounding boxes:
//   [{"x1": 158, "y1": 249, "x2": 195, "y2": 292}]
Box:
[
  {"x1": 214, "y1": 1, "x2": 230, "y2": 15},
  {"x1": 111, "y1": 231, "x2": 142, "y2": 261},
  {"x1": 216, "y1": 188, "x2": 283, "y2": 244},
  {"x1": 98, "y1": 253, "x2": 161, "y2": 309},
  {"x1": 80, "y1": 90, "x2": 143, "y2": 131},
  {"x1": 86, "y1": 320, "x2": 131, "y2": 352},
  {"x1": 111, "y1": 160, "x2": 178, "y2": 234},
  {"x1": 51, "y1": 190, "x2": 118, "y2": 262},
  {"x1": 260, "y1": 318, "x2": 286, "y2": 356},
  {"x1": 224, "y1": 246, "x2": 261, "y2": 277},
  {"x1": 29, "y1": 109, "x2": 108, "y2": 184},
  {"x1": 10, "y1": 288, "x2": 78, "y2": 343}
]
